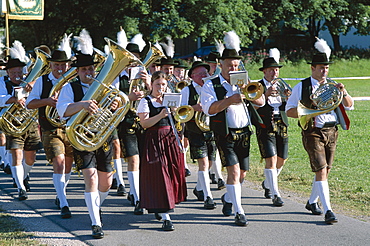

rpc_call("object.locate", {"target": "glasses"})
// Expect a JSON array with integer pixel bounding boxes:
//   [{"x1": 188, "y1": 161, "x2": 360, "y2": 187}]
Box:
[{"x1": 192, "y1": 71, "x2": 208, "y2": 76}]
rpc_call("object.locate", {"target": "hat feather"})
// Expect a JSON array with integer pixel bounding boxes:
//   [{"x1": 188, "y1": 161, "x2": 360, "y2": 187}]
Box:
[
  {"x1": 269, "y1": 48, "x2": 280, "y2": 63},
  {"x1": 58, "y1": 33, "x2": 72, "y2": 59},
  {"x1": 214, "y1": 38, "x2": 224, "y2": 56},
  {"x1": 154, "y1": 41, "x2": 165, "y2": 57},
  {"x1": 130, "y1": 34, "x2": 146, "y2": 52},
  {"x1": 223, "y1": 31, "x2": 240, "y2": 52},
  {"x1": 75, "y1": 29, "x2": 93, "y2": 55},
  {"x1": 9, "y1": 40, "x2": 29, "y2": 63},
  {"x1": 160, "y1": 36, "x2": 175, "y2": 58},
  {"x1": 314, "y1": 38, "x2": 331, "y2": 59},
  {"x1": 117, "y1": 27, "x2": 128, "y2": 48}
]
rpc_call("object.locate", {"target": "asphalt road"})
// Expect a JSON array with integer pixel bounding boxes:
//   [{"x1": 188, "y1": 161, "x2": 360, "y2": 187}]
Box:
[{"x1": 0, "y1": 153, "x2": 369, "y2": 246}]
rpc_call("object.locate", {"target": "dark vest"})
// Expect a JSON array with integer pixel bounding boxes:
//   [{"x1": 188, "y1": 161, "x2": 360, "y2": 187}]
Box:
[
  {"x1": 209, "y1": 77, "x2": 265, "y2": 137},
  {"x1": 70, "y1": 79, "x2": 85, "y2": 102},
  {"x1": 185, "y1": 84, "x2": 203, "y2": 134},
  {"x1": 299, "y1": 77, "x2": 315, "y2": 129},
  {"x1": 119, "y1": 74, "x2": 130, "y2": 94},
  {"x1": 38, "y1": 74, "x2": 55, "y2": 131},
  {"x1": 145, "y1": 96, "x2": 170, "y2": 127},
  {"x1": 257, "y1": 79, "x2": 289, "y2": 129},
  {"x1": 4, "y1": 76, "x2": 17, "y2": 95}
]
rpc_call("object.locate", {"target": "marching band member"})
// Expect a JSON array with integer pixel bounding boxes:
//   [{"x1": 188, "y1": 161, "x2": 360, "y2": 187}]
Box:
[
  {"x1": 201, "y1": 31, "x2": 265, "y2": 226},
  {"x1": 137, "y1": 71, "x2": 187, "y2": 231},
  {"x1": 0, "y1": 41, "x2": 43, "y2": 201},
  {"x1": 26, "y1": 35, "x2": 74, "y2": 218},
  {"x1": 256, "y1": 48, "x2": 288, "y2": 206},
  {"x1": 56, "y1": 29, "x2": 114, "y2": 239},
  {"x1": 286, "y1": 38, "x2": 354, "y2": 224},
  {"x1": 181, "y1": 61, "x2": 217, "y2": 209}
]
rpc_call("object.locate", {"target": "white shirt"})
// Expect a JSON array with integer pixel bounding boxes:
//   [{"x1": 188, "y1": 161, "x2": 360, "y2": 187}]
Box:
[
  {"x1": 180, "y1": 81, "x2": 202, "y2": 106},
  {"x1": 263, "y1": 78, "x2": 282, "y2": 114},
  {"x1": 286, "y1": 77, "x2": 354, "y2": 128},
  {"x1": 137, "y1": 95, "x2": 162, "y2": 114},
  {"x1": 25, "y1": 73, "x2": 59, "y2": 107},
  {"x1": 0, "y1": 76, "x2": 13, "y2": 107},
  {"x1": 201, "y1": 74, "x2": 254, "y2": 129}
]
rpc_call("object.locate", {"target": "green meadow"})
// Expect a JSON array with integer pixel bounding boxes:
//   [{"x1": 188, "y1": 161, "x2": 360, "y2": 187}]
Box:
[{"x1": 245, "y1": 59, "x2": 370, "y2": 221}]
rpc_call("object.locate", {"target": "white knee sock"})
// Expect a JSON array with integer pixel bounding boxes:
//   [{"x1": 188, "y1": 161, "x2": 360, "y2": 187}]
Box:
[
  {"x1": 316, "y1": 180, "x2": 332, "y2": 213},
  {"x1": 223, "y1": 192, "x2": 232, "y2": 203},
  {"x1": 309, "y1": 176, "x2": 319, "y2": 204},
  {"x1": 12, "y1": 165, "x2": 25, "y2": 190},
  {"x1": 277, "y1": 166, "x2": 284, "y2": 176},
  {"x1": 195, "y1": 174, "x2": 202, "y2": 191},
  {"x1": 53, "y1": 173, "x2": 68, "y2": 208},
  {"x1": 265, "y1": 169, "x2": 280, "y2": 197},
  {"x1": 23, "y1": 163, "x2": 33, "y2": 179},
  {"x1": 0, "y1": 146, "x2": 5, "y2": 163},
  {"x1": 226, "y1": 184, "x2": 244, "y2": 215},
  {"x1": 84, "y1": 192, "x2": 101, "y2": 226},
  {"x1": 128, "y1": 171, "x2": 140, "y2": 202},
  {"x1": 5, "y1": 150, "x2": 11, "y2": 166},
  {"x1": 263, "y1": 169, "x2": 271, "y2": 189},
  {"x1": 161, "y1": 213, "x2": 171, "y2": 221},
  {"x1": 183, "y1": 148, "x2": 189, "y2": 169},
  {"x1": 114, "y1": 159, "x2": 125, "y2": 186},
  {"x1": 198, "y1": 171, "x2": 212, "y2": 200},
  {"x1": 98, "y1": 190, "x2": 109, "y2": 206},
  {"x1": 65, "y1": 172, "x2": 71, "y2": 184},
  {"x1": 212, "y1": 152, "x2": 224, "y2": 180}
]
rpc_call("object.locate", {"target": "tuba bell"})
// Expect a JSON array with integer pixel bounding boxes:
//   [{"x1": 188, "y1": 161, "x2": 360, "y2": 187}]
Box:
[
  {"x1": 65, "y1": 38, "x2": 143, "y2": 152},
  {"x1": 0, "y1": 48, "x2": 51, "y2": 136},
  {"x1": 298, "y1": 79, "x2": 343, "y2": 130}
]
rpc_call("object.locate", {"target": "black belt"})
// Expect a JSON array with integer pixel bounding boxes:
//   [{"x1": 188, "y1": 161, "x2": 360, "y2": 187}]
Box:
[
  {"x1": 228, "y1": 126, "x2": 249, "y2": 134},
  {"x1": 322, "y1": 121, "x2": 337, "y2": 128}
]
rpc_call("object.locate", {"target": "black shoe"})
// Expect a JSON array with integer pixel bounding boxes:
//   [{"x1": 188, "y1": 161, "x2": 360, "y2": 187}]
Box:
[
  {"x1": 12, "y1": 178, "x2": 17, "y2": 188},
  {"x1": 23, "y1": 176, "x2": 30, "y2": 192},
  {"x1": 272, "y1": 195, "x2": 284, "y2": 207},
  {"x1": 111, "y1": 178, "x2": 117, "y2": 189},
  {"x1": 193, "y1": 188, "x2": 204, "y2": 201},
  {"x1": 61, "y1": 206, "x2": 72, "y2": 219},
  {"x1": 221, "y1": 194, "x2": 233, "y2": 216},
  {"x1": 18, "y1": 189, "x2": 28, "y2": 201},
  {"x1": 117, "y1": 184, "x2": 127, "y2": 196},
  {"x1": 210, "y1": 173, "x2": 217, "y2": 184},
  {"x1": 324, "y1": 210, "x2": 338, "y2": 224},
  {"x1": 262, "y1": 181, "x2": 272, "y2": 199},
  {"x1": 155, "y1": 212, "x2": 162, "y2": 221},
  {"x1": 162, "y1": 220, "x2": 175, "y2": 231},
  {"x1": 217, "y1": 179, "x2": 226, "y2": 190},
  {"x1": 185, "y1": 168, "x2": 191, "y2": 177},
  {"x1": 92, "y1": 225, "x2": 104, "y2": 239},
  {"x1": 134, "y1": 201, "x2": 144, "y2": 215},
  {"x1": 305, "y1": 200, "x2": 323, "y2": 215},
  {"x1": 3, "y1": 165, "x2": 11, "y2": 174},
  {"x1": 204, "y1": 196, "x2": 216, "y2": 209},
  {"x1": 234, "y1": 213, "x2": 248, "y2": 226},
  {"x1": 55, "y1": 197, "x2": 61, "y2": 209},
  {"x1": 0, "y1": 163, "x2": 4, "y2": 170},
  {"x1": 127, "y1": 193, "x2": 135, "y2": 206}
]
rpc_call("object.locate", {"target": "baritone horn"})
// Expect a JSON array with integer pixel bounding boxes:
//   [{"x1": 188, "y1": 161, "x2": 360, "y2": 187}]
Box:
[
  {"x1": 298, "y1": 79, "x2": 343, "y2": 130},
  {"x1": 270, "y1": 78, "x2": 292, "y2": 100},
  {"x1": 65, "y1": 38, "x2": 142, "y2": 152},
  {"x1": 0, "y1": 48, "x2": 51, "y2": 136}
]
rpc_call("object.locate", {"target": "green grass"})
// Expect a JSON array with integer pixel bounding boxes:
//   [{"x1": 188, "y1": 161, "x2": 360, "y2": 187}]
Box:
[
  {"x1": 0, "y1": 211, "x2": 37, "y2": 245},
  {"x1": 244, "y1": 59, "x2": 370, "y2": 221}
]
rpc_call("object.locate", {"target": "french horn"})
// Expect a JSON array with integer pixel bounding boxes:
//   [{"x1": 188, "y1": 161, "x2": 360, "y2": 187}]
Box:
[
  {"x1": 65, "y1": 38, "x2": 142, "y2": 152},
  {"x1": 0, "y1": 48, "x2": 51, "y2": 136},
  {"x1": 298, "y1": 79, "x2": 343, "y2": 130}
]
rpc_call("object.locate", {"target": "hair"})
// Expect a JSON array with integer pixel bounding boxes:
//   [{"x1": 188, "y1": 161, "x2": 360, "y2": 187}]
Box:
[{"x1": 151, "y1": 70, "x2": 167, "y2": 83}]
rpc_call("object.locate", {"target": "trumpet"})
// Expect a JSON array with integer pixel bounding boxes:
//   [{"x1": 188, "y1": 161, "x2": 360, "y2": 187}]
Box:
[
  {"x1": 270, "y1": 78, "x2": 292, "y2": 100},
  {"x1": 298, "y1": 79, "x2": 343, "y2": 130}
]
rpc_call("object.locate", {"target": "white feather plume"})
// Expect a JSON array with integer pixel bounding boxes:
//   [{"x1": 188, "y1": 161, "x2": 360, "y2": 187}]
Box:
[
  {"x1": 193, "y1": 55, "x2": 201, "y2": 62},
  {"x1": 154, "y1": 41, "x2": 165, "y2": 57},
  {"x1": 314, "y1": 38, "x2": 331, "y2": 59},
  {"x1": 74, "y1": 29, "x2": 93, "y2": 55},
  {"x1": 214, "y1": 38, "x2": 224, "y2": 56},
  {"x1": 223, "y1": 30, "x2": 240, "y2": 52},
  {"x1": 9, "y1": 40, "x2": 30, "y2": 63},
  {"x1": 160, "y1": 36, "x2": 175, "y2": 58},
  {"x1": 58, "y1": 33, "x2": 72, "y2": 59},
  {"x1": 269, "y1": 48, "x2": 280, "y2": 63},
  {"x1": 130, "y1": 34, "x2": 146, "y2": 52},
  {"x1": 117, "y1": 27, "x2": 128, "y2": 48}
]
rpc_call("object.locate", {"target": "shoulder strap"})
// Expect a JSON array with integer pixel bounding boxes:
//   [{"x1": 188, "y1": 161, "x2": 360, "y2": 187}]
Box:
[{"x1": 209, "y1": 77, "x2": 228, "y2": 136}]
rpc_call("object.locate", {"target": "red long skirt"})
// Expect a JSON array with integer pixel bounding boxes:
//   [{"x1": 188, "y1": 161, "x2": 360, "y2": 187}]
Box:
[{"x1": 139, "y1": 126, "x2": 187, "y2": 213}]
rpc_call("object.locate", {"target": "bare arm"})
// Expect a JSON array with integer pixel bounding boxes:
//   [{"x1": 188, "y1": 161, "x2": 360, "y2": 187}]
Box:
[
  {"x1": 63, "y1": 100, "x2": 99, "y2": 117},
  {"x1": 286, "y1": 107, "x2": 298, "y2": 118},
  {"x1": 27, "y1": 97, "x2": 57, "y2": 109},
  {"x1": 139, "y1": 108, "x2": 168, "y2": 129}
]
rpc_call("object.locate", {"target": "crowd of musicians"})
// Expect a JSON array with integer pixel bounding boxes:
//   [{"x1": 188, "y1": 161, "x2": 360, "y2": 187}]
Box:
[{"x1": 0, "y1": 29, "x2": 354, "y2": 239}]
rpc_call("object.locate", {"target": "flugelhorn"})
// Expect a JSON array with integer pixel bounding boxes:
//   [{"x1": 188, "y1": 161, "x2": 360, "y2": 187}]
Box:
[
  {"x1": 270, "y1": 78, "x2": 292, "y2": 100},
  {"x1": 0, "y1": 48, "x2": 51, "y2": 136},
  {"x1": 298, "y1": 79, "x2": 343, "y2": 130},
  {"x1": 65, "y1": 38, "x2": 142, "y2": 152}
]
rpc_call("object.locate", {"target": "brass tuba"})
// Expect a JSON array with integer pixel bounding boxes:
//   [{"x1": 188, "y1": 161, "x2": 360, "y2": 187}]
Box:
[
  {"x1": 0, "y1": 48, "x2": 51, "y2": 136},
  {"x1": 298, "y1": 79, "x2": 343, "y2": 130},
  {"x1": 65, "y1": 38, "x2": 142, "y2": 152},
  {"x1": 270, "y1": 78, "x2": 292, "y2": 100},
  {"x1": 128, "y1": 43, "x2": 166, "y2": 111},
  {"x1": 174, "y1": 105, "x2": 194, "y2": 131}
]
